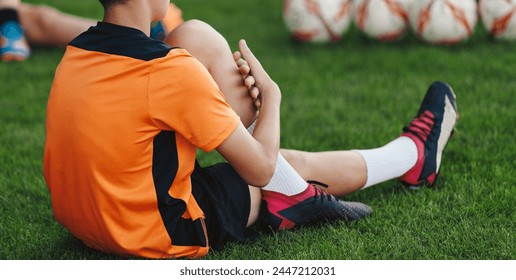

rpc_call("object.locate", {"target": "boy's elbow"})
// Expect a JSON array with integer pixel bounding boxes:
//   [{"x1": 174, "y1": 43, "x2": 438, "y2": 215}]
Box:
[
  {"x1": 250, "y1": 159, "x2": 276, "y2": 188},
  {"x1": 253, "y1": 173, "x2": 273, "y2": 189}
]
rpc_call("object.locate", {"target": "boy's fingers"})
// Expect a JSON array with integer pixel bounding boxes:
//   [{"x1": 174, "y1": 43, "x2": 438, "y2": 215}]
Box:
[
  {"x1": 239, "y1": 64, "x2": 250, "y2": 76},
  {"x1": 233, "y1": 51, "x2": 248, "y2": 68},
  {"x1": 254, "y1": 98, "x2": 262, "y2": 108},
  {"x1": 250, "y1": 87, "x2": 260, "y2": 99},
  {"x1": 239, "y1": 39, "x2": 277, "y2": 98},
  {"x1": 232, "y1": 51, "x2": 241, "y2": 62},
  {"x1": 245, "y1": 75, "x2": 255, "y2": 88},
  {"x1": 236, "y1": 59, "x2": 246, "y2": 68},
  {"x1": 239, "y1": 39, "x2": 265, "y2": 75}
]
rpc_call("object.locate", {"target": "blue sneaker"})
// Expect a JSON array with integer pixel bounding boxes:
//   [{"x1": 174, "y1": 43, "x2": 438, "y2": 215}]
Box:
[
  {"x1": 400, "y1": 81, "x2": 458, "y2": 188},
  {"x1": 0, "y1": 20, "x2": 30, "y2": 61}
]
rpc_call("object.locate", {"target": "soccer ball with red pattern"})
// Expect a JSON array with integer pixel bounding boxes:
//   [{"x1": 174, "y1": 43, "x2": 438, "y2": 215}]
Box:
[
  {"x1": 353, "y1": 0, "x2": 414, "y2": 41},
  {"x1": 479, "y1": 0, "x2": 516, "y2": 40},
  {"x1": 409, "y1": 0, "x2": 478, "y2": 44},
  {"x1": 282, "y1": 0, "x2": 353, "y2": 43}
]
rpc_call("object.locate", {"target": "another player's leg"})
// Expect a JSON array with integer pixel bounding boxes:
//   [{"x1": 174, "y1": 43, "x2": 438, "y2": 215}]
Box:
[
  {"x1": 0, "y1": 0, "x2": 30, "y2": 61},
  {"x1": 17, "y1": 3, "x2": 94, "y2": 47},
  {"x1": 281, "y1": 81, "x2": 459, "y2": 197},
  {"x1": 17, "y1": 2, "x2": 182, "y2": 48}
]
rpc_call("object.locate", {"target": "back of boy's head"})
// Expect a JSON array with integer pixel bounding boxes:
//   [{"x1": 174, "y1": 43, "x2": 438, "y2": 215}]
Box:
[{"x1": 99, "y1": 0, "x2": 128, "y2": 9}]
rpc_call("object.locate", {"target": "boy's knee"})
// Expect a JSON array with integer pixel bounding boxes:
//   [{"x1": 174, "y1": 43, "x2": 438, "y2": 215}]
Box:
[
  {"x1": 179, "y1": 20, "x2": 219, "y2": 38},
  {"x1": 166, "y1": 19, "x2": 228, "y2": 51}
]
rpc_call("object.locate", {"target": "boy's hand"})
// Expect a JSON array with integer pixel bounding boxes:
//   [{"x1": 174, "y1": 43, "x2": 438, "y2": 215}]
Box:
[
  {"x1": 233, "y1": 50, "x2": 261, "y2": 108},
  {"x1": 236, "y1": 39, "x2": 280, "y2": 107}
]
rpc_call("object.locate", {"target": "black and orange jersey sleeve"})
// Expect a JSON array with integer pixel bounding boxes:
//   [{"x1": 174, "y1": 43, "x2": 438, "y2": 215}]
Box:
[{"x1": 147, "y1": 49, "x2": 240, "y2": 152}]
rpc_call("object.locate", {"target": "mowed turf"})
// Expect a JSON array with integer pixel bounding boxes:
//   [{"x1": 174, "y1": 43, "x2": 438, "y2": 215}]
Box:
[{"x1": 0, "y1": 0, "x2": 514, "y2": 260}]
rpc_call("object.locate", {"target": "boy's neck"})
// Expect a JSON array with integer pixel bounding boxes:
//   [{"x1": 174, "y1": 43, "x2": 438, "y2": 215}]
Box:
[{"x1": 102, "y1": 3, "x2": 151, "y2": 36}]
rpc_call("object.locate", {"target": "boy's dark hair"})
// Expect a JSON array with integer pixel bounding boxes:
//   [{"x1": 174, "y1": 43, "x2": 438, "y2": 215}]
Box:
[{"x1": 99, "y1": 0, "x2": 128, "y2": 9}]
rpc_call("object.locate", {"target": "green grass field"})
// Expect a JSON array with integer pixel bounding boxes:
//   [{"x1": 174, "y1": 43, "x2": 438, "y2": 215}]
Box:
[{"x1": 1, "y1": 0, "x2": 514, "y2": 260}]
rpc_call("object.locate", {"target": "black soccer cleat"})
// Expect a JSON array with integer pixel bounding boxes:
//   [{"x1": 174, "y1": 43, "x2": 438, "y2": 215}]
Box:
[
  {"x1": 400, "y1": 81, "x2": 458, "y2": 188},
  {"x1": 259, "y1": 183, "x2": 372, "y2": 230}
]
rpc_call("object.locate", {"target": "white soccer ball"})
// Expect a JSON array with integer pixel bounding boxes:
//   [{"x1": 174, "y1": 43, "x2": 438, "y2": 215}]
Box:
[
  {"x1": 353, "y1": 0, "x2": 413, "y2": 41},
  {"x1": 409, "y1": 0, "x2": 478, "y2": 44},
  {"x1": 479, "y1": 0, "x2": 516, "y2": 40},
  {"x1": 282, "y1": 0, "x2": 353, "y2": 43}
]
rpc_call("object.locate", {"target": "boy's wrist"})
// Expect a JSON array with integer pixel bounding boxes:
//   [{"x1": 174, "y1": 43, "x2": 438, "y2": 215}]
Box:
[{"x1": 260, "y1": 83, "x2": 281, "y2": 105}]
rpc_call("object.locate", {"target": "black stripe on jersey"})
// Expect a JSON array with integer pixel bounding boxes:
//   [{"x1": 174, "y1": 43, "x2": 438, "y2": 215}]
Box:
[
  {"x1": 152, "y1": 130, "x2": 207, "y2": 248},
  {"x1": 69, "y1": 21, "x2": 174, "y2": 61}
]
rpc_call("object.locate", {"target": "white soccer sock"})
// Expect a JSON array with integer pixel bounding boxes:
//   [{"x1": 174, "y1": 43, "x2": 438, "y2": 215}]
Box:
[
  {"x1": 261, "y1": 153, "x2": 308, "y2": 195},
  {"x1": 355, "y1": 136, "x2": 418, "y2": 189},
  {"x1": 247, "y1": 121, "x2": 307, "y2": 196}
]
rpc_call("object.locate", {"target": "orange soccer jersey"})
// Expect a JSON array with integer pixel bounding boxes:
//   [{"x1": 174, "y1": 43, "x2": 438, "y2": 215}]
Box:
[{"x1": 44, "y1": 22, "x2": 240, "y2": 258}]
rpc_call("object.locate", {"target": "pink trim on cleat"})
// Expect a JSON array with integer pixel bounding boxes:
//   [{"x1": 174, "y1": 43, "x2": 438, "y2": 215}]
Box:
[
  {"x1": 262, "y1": 185, "x2": 316, "y2": 230},
  {"x1": 400, "y1": 111, "x2": 435, "y2": 186}
]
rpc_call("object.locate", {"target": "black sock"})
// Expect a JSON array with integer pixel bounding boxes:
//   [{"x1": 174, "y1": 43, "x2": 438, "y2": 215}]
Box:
[{"x1": 0, "y1": 9, "x2": 20, "y2": 26}]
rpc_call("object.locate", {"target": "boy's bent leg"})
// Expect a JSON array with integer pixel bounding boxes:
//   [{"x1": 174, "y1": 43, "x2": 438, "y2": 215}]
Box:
[{"x1": 164, "y1": 20, "x2": 257, "y2": 127}]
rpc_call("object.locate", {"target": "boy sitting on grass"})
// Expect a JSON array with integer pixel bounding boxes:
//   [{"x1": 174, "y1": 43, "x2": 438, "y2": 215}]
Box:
[{"x1": 44, "y1": 0, "x2": 458, "y2": 258}]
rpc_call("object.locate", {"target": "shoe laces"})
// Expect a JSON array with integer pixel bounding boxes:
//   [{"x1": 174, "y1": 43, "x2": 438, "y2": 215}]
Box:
[
  {"x1": 404, "y1": 110, "x2": 435, "y2": 142},
  {"x1": 310, "y1": 184, "x2": 335, "y2": 204}
]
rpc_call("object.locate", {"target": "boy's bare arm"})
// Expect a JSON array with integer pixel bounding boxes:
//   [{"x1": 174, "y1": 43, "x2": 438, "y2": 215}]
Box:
[{"x1": 216, "y1": 40, "x2": 281, "y2": 187}]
